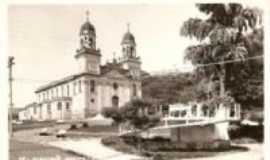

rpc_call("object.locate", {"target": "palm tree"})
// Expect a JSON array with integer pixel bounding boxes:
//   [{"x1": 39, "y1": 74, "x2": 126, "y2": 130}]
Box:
[{"x1": 180, "y1": 4, "x2": 262, "y2": 101}]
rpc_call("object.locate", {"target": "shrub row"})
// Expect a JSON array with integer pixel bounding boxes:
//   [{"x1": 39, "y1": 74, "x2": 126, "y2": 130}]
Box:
[
  {"x1": 229, "y1": 124, "x2": 264, "y2": 142},
  {"x1": 102, "y1": 135, "x2": 231, "y2": 152},
  {"x1": 69, "y1": 122, "x2": 89, "y2": 130}
]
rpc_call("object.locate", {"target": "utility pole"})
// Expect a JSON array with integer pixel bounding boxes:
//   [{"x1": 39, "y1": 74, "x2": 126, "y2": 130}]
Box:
[{"x1": 8, "y1": 56, "x2": 15, "y2": 138}]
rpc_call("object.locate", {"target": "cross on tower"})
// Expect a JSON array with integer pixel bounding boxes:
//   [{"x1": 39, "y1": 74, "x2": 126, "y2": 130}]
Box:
[
  {"x1": 127, "y1": 22, "x2": 130, "y2": 32},
  {"x1": 113, "y1": 52, "x2": 117, "y2": 63},
  {"x1": 86, "y1": 10, "x2": 90, "y2": 21}
]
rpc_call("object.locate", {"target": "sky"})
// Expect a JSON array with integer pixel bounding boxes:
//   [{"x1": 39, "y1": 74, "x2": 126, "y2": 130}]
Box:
[
  {"x1": 8, "y1": 4, "x2": 203, "y2": 107},
  {"x1": 7, "y1": 3, "x2": 262, "y2": 108}
]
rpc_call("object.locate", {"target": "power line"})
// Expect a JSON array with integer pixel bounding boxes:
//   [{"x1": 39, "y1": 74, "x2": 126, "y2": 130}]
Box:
[
  {"x1": 194, "y1": 55, "x2": 263, "y2": 68},
  {"x1": 12, "y1": 55, "x2": 263, "y2": 82},
  {"x1": 13, "y1": 78, "x2": 57, "y2": 83},
  {"x1": 151, "y1": 55, "x2": 263, "y2": 75}
]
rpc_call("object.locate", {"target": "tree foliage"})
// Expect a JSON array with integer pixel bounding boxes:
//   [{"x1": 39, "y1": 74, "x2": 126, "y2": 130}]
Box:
[
  {"x1": 180, "y1": 3, "x2": 263, "y2": 108},
  {"x1": 142, "y1": 73, "x2": 197, "y2": 105},
  {"x1": 102, "y1": 107, "x2": 123, "y2": 124},
  {"x1": 102, "y1": 98, "x2": 160, "y2": 131}
]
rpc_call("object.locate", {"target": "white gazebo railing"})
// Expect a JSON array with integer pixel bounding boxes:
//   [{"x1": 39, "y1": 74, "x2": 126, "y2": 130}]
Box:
[
  {"x1": 118, "y1": 102, "x2": 241, "y2": 135},
  {"x1": 157, "y1": 102, "x2": 241, "y2": 129}
]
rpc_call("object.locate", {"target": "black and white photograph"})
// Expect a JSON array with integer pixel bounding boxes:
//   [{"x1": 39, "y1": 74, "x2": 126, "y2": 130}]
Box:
[{"x1": 0, "y1": 1, "x2": 268, "y2": 160}]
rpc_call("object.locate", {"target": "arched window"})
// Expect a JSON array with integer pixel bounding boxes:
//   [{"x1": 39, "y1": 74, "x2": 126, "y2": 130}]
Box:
[
  {"x1": 91, "y1": 98, "x2": 95, "y2": 103},
  {"x1": 130, "y1": 47, "x2": 134, "y2": 57},
  {"x1": 47, "y1": 104, "x2": 51, "y2": 114},
  {"x1": 66, "y1": 102, "x2": 70, "y2": 110},
  {"x1": 191, "y1": 105, "x2": 197, "y2": 116},
  {"x1": 90, "y1": 80, "x2": 95, "y2": 92},
  {"x1": 112, "y1": 96, "x2": 119, "y2": 108},
  {"x1": 89, "y1": 38, "x2": 93, "y2": 46},
  {"x1": 132, "y1": 84, "x2": 137, "y2": 96},
  {"x1": 57, "y1": 102, "x2": 62, "y2": 111},
  {"x1": 202, "y1": 105, "x2": 208, "y2": 117},
  {"x1": 113, "y1": 82, "x2": 118, "y2": 90}
]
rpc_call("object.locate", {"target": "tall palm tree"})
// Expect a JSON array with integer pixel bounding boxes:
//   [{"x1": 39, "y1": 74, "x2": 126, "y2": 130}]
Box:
[{"x1": 180, "y1": 4, "x2": 262, "y2": 101}]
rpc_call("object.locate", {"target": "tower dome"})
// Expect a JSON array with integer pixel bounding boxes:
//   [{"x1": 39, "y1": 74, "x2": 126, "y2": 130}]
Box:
[
  {"x1": 80, "y1": 21, "x2": 96, "y2": 35},
  {"x1": 79, "y1": 10, "x2": 96, "y2": 49},
  {"x1": 121, "y1": 23, "x2": 136, "y2": 45},
  {"x1": 79, "y1": 10, "x2": 96, "y2": 36}
]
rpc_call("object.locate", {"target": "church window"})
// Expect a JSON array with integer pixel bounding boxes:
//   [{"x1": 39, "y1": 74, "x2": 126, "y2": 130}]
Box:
[
  {"x1": 132, "y1": 84, "x2": 137, "y2": 96},
  {"x1": 57, "y1": 102, "x2": 62, "y2": 110},
  {"x1": 191, "y1": 105, "x2": 197, "y2": 116},
  {"x1": 66, "y1": 102, "x2": 70, "y2": 110},
  {"x1": 90, "y1": 80, "x2": 95, "y2": 92},
  {"x1": 201, "y1": 105, "x2": 209, "y2": 117},
  {"x1": 47, "y1": 104, "x2": 51, "y2": 114},
  {"x1": 112, "y1": 96, "x2": 119, "y2": 108},
  {"x1": 113, "y1": 82, "x2": 118, "y2": 90},
  {"x1": 130, "y1": 47, "x2": 134, "y2": 57},
  {"x1": 89, "y1": 38, "x2": 93, "y2": 46},
  {"x1": 91, "y1": 98, "x2": 95, "y2": 103}
]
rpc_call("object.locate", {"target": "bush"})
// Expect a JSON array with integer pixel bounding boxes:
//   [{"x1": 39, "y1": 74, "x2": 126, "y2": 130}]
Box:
[
  {"x1": 82, "y1": 122, "x2": 89, "y2": 128},
  {"x1": 101, "y1": 107, "x2": 123, "y2": 124},
  {"x1": 229, "y1": 124, "x2": 264, "y2": 142},
  {"x1": 102, "y1": 136, "x2": 248, "y2": 159},
  {"x1": 102, "y1": 136, "x2": 121, "y2": 146},
  {"x1": 121, "y1": 135, "x2": 232, "y2": 151},
  {"x1": 39, "y1": 132, "x2": 50, "y2": 136},
  {"x1": 69, "y1": 124, "x2": 77, "y2": 130},
  {"x1": 153, "y1": 154, "x2": 164, "y2": 160}
]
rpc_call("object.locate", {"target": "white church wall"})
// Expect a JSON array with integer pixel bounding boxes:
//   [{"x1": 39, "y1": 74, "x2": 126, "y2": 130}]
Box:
[
  {"x1": 50, "y1": 102, "x2": 57, "y2": 120},
  {"x1": 40, "y1": 103, "x2": 46, "y2": 120},
  {"x1": 71, "y1": 78, "x2": 86, "y2": 119},
  {"x1": 119, "y1": 84, "x2": 129, "y2": 107},
  {"x1": 96, "y1": 85, "x2": 102, "y2": 112},
  {"x1": 77, "y1": 56, "x2": 87, "y2": 73}
]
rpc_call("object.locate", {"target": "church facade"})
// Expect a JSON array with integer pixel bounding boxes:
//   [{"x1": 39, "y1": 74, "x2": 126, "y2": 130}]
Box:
[{"x1": 19, "y1": 13, "x2": 142, "y2": 121}]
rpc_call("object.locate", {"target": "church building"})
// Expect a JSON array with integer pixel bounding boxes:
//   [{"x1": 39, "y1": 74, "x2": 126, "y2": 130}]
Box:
[{"x1": 19, "y1": 12, "x2": 142, "y2": 121}]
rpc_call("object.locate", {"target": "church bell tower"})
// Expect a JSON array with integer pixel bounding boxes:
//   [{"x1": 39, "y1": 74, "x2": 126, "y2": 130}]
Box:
[
  {"x1": 75, "y1": 11, "x2": 101, "y2": 75},
  {"x1": 121, "y1": 23, "x2": 141, "y2": 78}
]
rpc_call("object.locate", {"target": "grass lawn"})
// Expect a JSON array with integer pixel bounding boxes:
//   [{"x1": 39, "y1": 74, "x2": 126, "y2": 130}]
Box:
[
  {"x1": 10, "y1": 139, "x2": 91, "y2": 160},
  {"x1": 70, "y1": 124, "x2": 118, "y2": 133},
  {"x1": 12, "y1": 121, "x2": 59, "y2": 132},
  {"x1": 66, "y1": 124, "x2": 118, "y2": 138}
]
